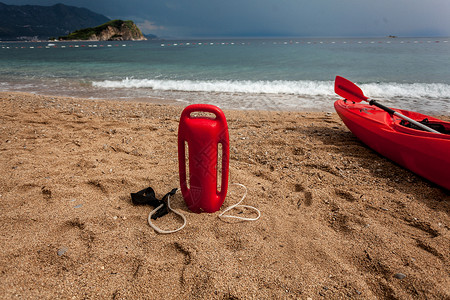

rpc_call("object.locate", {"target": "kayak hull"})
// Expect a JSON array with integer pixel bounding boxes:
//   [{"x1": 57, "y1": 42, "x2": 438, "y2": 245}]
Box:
[{"x1": 334, "y1": 99, "x2": 450, "y2": 190}]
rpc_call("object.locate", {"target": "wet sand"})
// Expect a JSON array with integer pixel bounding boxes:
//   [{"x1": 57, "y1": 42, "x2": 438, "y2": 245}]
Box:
[{"x1": 0, "y1": 92, "x2": 449, "y2": 299}]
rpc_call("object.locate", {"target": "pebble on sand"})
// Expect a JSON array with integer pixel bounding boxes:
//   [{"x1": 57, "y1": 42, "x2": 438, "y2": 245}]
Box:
[
  {"x1": 394, "y1": 273, "x2": 406, "y2": 280},
  {"x1": 57, "y1": 248, "x2": 68, "y2": 256}
]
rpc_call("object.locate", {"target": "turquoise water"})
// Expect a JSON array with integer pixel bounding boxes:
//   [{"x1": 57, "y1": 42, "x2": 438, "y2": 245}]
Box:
[{"x1": 1, "y1": 37, "x2": 449, "y2": 114}]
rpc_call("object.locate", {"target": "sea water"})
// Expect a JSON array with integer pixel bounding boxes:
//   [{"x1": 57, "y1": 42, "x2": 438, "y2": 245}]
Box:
[{"x1": 0, "y1": 37, "x2": 449, "y2": 114}]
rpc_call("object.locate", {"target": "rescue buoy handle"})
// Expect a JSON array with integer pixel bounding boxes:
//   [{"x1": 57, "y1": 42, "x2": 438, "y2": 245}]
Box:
[
  {"x1": 219, "y1": 140, "x2": 230, "y2": 197},
  {"x1": 180, "y1": 104, "x2": 226, "y2": 123},
  {"x1": 177, "y1": 137, "x2": 188, "y2": 191}
]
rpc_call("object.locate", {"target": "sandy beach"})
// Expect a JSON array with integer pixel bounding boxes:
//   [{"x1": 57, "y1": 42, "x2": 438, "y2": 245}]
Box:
[{"x1": 0, "y1": 91, "x2": 449, "y2": 299}]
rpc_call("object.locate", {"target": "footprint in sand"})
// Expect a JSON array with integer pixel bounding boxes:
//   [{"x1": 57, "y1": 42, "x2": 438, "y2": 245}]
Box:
[{"x1": 294, "y1": 183, "x2": 313, "y2": 208}]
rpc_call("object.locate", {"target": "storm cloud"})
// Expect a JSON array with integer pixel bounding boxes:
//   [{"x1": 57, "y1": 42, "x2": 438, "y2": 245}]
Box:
[{"x1": 4, "y1": 0, "x2": 450, "y2": 38}]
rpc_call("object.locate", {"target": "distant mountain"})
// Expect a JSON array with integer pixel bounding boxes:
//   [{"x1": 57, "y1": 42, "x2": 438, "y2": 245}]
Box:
[
  {"x1": 0, "y1": 2, "x2": 110, "y2": 40},
  {"x1": 59, "y1": 20, "x2": 147, "y2": 41},
  {"x1": 144, "y1": 34, "x2": 158, "y2": 40}
]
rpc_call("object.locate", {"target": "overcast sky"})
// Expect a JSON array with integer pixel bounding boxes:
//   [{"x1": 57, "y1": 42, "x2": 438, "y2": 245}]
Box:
[{"x1": 3, "y1": 0, "x2": 450, "y2": 38}]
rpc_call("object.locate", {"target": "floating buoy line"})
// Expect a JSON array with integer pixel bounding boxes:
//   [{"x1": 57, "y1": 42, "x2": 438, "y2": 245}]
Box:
[
  {"x1": 0, "y1": 43, "x2": 130, "y2": 49},
  {"x1": 1, "y1": 39, "x2": 448, "y2": 50},
  {"x1": 160, "y1": 39, "x2": 449, "y2": 47}
]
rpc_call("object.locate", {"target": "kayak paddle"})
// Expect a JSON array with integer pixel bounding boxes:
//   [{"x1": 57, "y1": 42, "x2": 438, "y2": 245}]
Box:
[{"x1": 334, "y1": 76, "x2": 441, "y2": 134}]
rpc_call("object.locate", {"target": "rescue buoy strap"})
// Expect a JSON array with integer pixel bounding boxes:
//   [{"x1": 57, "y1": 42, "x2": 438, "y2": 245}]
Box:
[{"x1": 131, "y1": 187, "x2": 178, "y2": 219}]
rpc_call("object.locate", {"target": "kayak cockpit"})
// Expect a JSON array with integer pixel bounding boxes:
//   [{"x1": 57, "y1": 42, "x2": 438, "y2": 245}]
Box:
[
  {"x1": 394, "y1": 118, "x2": 450, "y2": 139},
  {"x1": 399, "y1": 119, "x2": 450, "y2": 134}
]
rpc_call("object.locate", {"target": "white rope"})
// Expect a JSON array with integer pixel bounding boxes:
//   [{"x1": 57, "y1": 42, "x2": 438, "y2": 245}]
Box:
[
  {"x1": 218, "y1": 183, "x2": 261, "y2": 221},
  {"x1": 148, "y1": 183, "x2": 260, "y2": 233},
  {"x1": 147, "y1": 190, "x2": 186, "y2": 234}
]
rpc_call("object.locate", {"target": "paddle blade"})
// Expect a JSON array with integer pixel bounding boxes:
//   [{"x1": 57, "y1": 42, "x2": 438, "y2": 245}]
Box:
[{"x1": 335, "y1": 76, "x2": 368, "y2": 103}]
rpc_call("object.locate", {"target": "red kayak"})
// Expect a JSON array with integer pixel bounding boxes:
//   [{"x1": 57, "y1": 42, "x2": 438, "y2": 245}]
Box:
[{"x1": 334, "y1": 99, "x2": 450, "y2": 190}]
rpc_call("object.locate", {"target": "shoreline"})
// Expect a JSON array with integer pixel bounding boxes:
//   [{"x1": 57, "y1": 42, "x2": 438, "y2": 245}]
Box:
[
  {"x1": 3, "y1": 89, "x2": 449, "y2": 116},
  {"x1": 1, "y1": 91, "x2": 449, "y2": 299}
]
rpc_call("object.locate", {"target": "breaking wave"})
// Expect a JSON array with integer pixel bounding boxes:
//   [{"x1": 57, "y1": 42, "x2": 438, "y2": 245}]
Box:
[
  {"x1": 361, "y1": 82, "x2": 450, "y2": 100},
  {"x1": 92, "y1": 78, "x2": 335, "y2": 96},
  {"x1": 92, "y1": 78, "x2": 450, "y2": 100}
]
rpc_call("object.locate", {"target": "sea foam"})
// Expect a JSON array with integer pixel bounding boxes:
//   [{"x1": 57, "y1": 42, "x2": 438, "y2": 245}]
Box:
[
  {"x1": 93, "y1": 78, "x2": 335, "y2": 96},
  {"x1": 92, "y1": 78, "x2": 450, "y2": 100},
  {"x1": 361, "y1": 82, "x2": 450, "y2": 100}
]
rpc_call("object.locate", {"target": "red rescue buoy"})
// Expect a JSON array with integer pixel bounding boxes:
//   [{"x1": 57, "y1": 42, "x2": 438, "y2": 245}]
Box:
[{"x1": 178, "y1": 104, "x2": 229, "y2": 213}]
